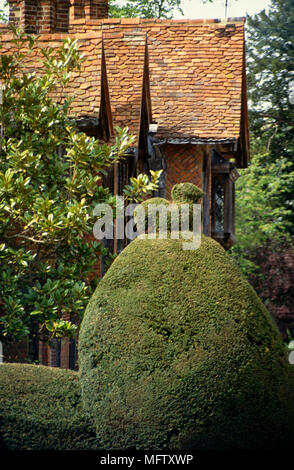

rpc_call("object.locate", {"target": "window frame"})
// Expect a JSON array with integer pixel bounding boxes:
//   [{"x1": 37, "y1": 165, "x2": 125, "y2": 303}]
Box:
[{"x1": 211, "y1": 152, "x2": 239, "y2": 249}]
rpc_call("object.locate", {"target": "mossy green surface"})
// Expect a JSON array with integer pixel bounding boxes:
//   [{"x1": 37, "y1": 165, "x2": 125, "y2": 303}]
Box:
[
  {"x1": 0, "y1": 363, "x2": 98, "y2": 450},
  {"x1": 171, "y1": 182, "x2": 204, "y2": 203},
  {"x1": 134, "y1": 187, "x2": 201, "y2": 234},
  {"x1": 79, "y1": 235, "x2": 294, "y2": 450},
  {"x1": 134, "y1": 197, "x2": 174, "y2": 234}
]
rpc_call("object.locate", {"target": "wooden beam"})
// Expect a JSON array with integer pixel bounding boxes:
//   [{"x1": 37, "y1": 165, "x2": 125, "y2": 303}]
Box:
[
  {"x1": 239, "y1": 35, "x2": 250, "y2": 168},
  {"x1": 202, "y1": 146, "x2": 211, "y2": 236},
  {"x1": 138, "y1": 34, "x2": 153, "y2": 169},
  {"x1": 97, "y1": 36, "x2": 114, "y2": 142}
]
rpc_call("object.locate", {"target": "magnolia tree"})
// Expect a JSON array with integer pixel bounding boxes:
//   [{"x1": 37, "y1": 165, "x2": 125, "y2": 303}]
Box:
[{"x1": 0, "y1": 29, "x2": 160, "y2": 350}]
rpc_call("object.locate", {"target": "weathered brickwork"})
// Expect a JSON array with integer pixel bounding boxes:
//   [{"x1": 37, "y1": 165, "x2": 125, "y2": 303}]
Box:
[
  {"x1": 55, "y1": 1, "x2": 70, "y2": 32},
  {"x1": 5, "y1": 0, "x2": 108, "y2": 33},
  {"x1": 162, "y1": 144, "x2": 204, "y2": 198},
  {"x1": 6, "y1": 0, "x2": 71, "y2": 34},
  {"x1": 38, "y1": 313, "x2": 73, "y2": 369},
  {"x1": 71, "y1": 0, "x2": 108, "y2": 21},
  {"x1": 38, "y1": 340, "x2": 49, "y2": 365}
]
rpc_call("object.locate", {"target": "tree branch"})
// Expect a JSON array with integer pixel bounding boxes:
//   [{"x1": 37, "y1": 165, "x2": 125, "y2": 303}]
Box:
[
  {"x1": 10, "y1": 234, "x2": 46, "y2": 244},
  {"x1": 266, "y1": 122, "x2": 278, "y2": 151}
]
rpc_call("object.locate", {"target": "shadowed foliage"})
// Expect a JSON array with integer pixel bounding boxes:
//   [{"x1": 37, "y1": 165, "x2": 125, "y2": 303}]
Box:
[{"x1": 0, "y1": 363, "x2": 98, "y2": 450}]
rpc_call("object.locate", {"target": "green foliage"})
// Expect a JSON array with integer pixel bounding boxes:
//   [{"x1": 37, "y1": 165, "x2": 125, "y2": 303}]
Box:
[
  {"x1": 109, "y1": 0, "x2": 184, "y2": 19},
  {"x1": 133, "y1": 183, "x2": 203, "y2": 234},
  {"x1": 109, "y1": 0, "x2": 138, "y2": 17},
  {"x1": 0, "y1": 363, "x2": 98, "y2": 450},
  {"x1": 79, "y1": 235, "x2": 294, "y2": 450},
  {"x1": 234, "y1": 0, "x2": 294, "y2": 268},
  {"x1": 171, "y1": 182, "x2": 204, "y2": 204},
  {"x1": 246, "y1": 0, "x2": 294, "y2": 229},
  {"x1": 0, "y1": 1, "x2": 8, "y2": 23},
  {"x1": 231, "y1": 1, "x2": 294, "y2": 336},
  {"x1": 134, "y1": 196, "x2": 171, "y2": 233},
  {"x1": 0, "y1": 29, "x2": 159, "y2": 347},
  {"x1": 230, "y1": 151, "x2": 294, "y2": 274},
  {"x1": 123, "y1": 170, "x2": 163, "y2": 202}
]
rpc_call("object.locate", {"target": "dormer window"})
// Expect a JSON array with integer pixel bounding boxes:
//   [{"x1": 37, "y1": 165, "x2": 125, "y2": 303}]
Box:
[{"x1": 211, "y1": 151, "x2": 239, "y2": 249}]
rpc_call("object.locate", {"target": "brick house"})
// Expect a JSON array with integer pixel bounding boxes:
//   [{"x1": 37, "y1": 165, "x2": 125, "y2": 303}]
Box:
[{"x1": 0, "y1": 0, "x2": 249, "y2": 368}]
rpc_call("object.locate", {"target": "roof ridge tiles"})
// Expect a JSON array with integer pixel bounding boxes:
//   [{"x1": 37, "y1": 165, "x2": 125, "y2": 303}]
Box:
[
  {"x1": 113, "y1": 17, "x2": 245, "y2": 25},
  {"x1": 70, "y1": 17, "x2": 246, "y2": 27}
]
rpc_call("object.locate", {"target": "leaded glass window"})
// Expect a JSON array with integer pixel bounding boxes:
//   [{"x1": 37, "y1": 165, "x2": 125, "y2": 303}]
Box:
[{"x1": 214, "y1": 179, "x2": 225, "y2": 232}]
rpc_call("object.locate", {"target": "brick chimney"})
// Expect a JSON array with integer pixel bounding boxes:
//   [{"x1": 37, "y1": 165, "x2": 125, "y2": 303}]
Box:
[
  {"x1": 71, "y1": 0, "x2": 109, "y2": 21},
  {"x1": 7, "y1": 0, "x2": 109, "y2": 33}
]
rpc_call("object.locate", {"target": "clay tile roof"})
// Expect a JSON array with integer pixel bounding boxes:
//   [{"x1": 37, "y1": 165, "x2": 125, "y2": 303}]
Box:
[
  {"x1": 75, "y1": 17, "x2": 247, "y2": 144},
  {"x1": 0, "y1": 17, "x2": 248, "y2": 145}
]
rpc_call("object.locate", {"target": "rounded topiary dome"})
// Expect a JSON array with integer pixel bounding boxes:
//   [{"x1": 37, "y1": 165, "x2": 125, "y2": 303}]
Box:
[
  {"x1": 133, "y1": 197, "x2": 170, "y2": 233},
  {"x1": 171, "y1": 182, "x2": 204, "y2": 203},
  {"x1": 79, "y1": 235, "x2": 294, "y2": 450},
  {"x1": 133, "y1": 183, "x2": 203, "y2": 235}
]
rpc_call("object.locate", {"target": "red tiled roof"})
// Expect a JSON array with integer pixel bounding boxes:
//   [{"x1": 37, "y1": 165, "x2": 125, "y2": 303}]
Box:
[{"x1": 0, "y1": 17, "x2": 248, "y2": 142}]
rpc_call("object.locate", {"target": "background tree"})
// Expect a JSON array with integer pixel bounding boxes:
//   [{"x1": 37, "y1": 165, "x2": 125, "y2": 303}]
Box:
[
  {"x1": 109, "y1": 0, "x2": 184, "y2": 19},
  {"x1": 109, "y1": 0, "x2": 215, "y2": 19},
  {"x1": 0, "y1": 1, "x2": 8, "y2": 22},
  {"x1": 0, "y1": 29, "x2": 160, "y2": 355},
  {"x1": 231, "y1": 151, "x2": 293, "y2": 272},
  {"x1": 231, "y1": 0, "x2": 294, "y2": 339},
  {"x1": 230, "y1": 148, "x2": 294, "y2": 338},
  {"x1": 246, "y1": 0, "x2": 294, "y2": 228}
]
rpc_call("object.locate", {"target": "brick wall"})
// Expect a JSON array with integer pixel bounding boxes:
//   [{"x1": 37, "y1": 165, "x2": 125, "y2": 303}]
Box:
[
  {"x1": 6, "y1": 0, "x2": 108, "y2": 33},
  {"x1": 55, "y1": 1, "x2": 71, "y2": 33},
  {"x1": 7, "y1": 0, "x2": 71, "y2": 33},
  {"x1": 39, "y1": 340, "x2": 49, "y2": 365},
  {"x1": 162, "y1": 144, "x2": 204, "y2": 198},
  {"x1": 72, "y1": 0, "x2": 85, "y2": 19},
  {"x1": 87, "y1": 0, "x2": 108, "y2": 20},
  {"x1": 23, "y1": 0, "x2": 50, "y2": 34},
  {"x1": 72, "y1": 0, "x2": 109, "y2": 21}
]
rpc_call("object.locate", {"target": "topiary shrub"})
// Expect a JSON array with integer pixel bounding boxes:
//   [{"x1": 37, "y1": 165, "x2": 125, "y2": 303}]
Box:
[
  {"x1": 134, "y1": 183, "x2": 203, "y2": 235},
  {"x1": 0, "y1": 363, "x2": 98, "y2": 450},
  {"x1": 79, "y1": 235, "x2": 294, "y2": 450},
  {"x1": 133, "y1": 197, "x2": 170, "y2": 234},
  {"x1": 171, "y1": 182, "x2": 204, "y2": 204}
]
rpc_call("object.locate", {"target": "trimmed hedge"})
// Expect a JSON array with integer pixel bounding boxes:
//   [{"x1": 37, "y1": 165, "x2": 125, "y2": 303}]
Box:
[
  {"x1": 0, "y1": 363, "x2": 98, "y2": 450},
  {"x1": 134, "y1": 182, "x2": 203, "y2": 234},
  {"x1": 79, "y1": 235, "x2": 294, "y2": 450},
  {"x1": 134, "y1": 197, "x2": 170, "y2": 233},
  {"x1": 171, "y1": 182, "x2": 204, "y2": 203}
]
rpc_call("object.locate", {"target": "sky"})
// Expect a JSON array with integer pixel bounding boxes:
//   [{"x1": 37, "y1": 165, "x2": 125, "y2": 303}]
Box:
[{"x1": 0, "y1": 0, "x2": 272, "y2": 19}]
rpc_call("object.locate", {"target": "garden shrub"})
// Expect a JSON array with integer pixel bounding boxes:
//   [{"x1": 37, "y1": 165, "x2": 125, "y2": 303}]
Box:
[
  {"x1": 79, "y1": 235, "x2": 294, "y2": 450},
  {"x1": 0, "y1": 363, "x2": 98, "y2": 450},
  {"x1": 134, "y1": 197, "x2": 170, "y2": 233},
  {"x1": 134, "y1": 183, "x2": 203, "y2": 234},
  {"x1": 171, "y1": 182, "x2": 204, "y2": 203}
]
